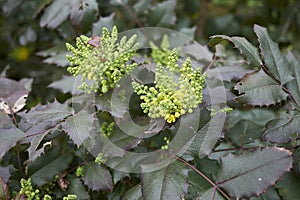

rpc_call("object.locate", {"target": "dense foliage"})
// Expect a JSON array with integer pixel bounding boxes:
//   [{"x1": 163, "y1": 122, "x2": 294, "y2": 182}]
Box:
[{"x1": 1, "y1": 0, "x2": 300, "y2": 199}]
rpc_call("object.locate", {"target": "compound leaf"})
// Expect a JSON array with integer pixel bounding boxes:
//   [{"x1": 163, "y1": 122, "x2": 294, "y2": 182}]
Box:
[
  {"x1": 216, "y1": 147, "x2": 292, "y2": 199},
  {"x1": 210, "y1": 35, "x2": 262, "y2": 67},
  {"x1": 262, "y1": 111, "x2": 300, "y2": 144},
  {"x1": 28, "y1": 147, "x2": 73, "y2": 187},
  {"x1": 141, "y1": 160, "x2": 189, "y2": 200},
  {"x1": 61, "y1": 109, "x2": 95, "y2": 147},
  {"x1": 234, "y1": 70, "x2": 288, "y2": 106},
  {"x1": 82, "y1": 162, "x2": 113, "y2": 192},
  {"x1": 254, "y1": 24, "x2": 293, "y2": 84}
]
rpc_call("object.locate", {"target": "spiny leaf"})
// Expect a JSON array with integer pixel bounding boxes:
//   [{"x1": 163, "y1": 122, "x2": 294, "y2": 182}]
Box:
[
  {"x1": 234, "y1": 70, "x2": 288, "y2": 106},
  {"x1": 122, "y1": 184, "x2": 142, "y2": 200},
  {"x1": 254, "y1": 24, "x2": 293, "y2": 84},
  {"x1": 262, "y1": 111, "x2": 300, "y2": 144},
  {"x1": 0, "y1": 114, "x2": 26, "y2": 159},
  {"x1": 92, "y1": 13, "x2": 115, "y2": 35},
  {"x1": 286, "y1": 52, "x2": 300, "y2": 107},
  {"x1": 182, "y1": 43, "x2": 213, "y2": 61},
  {"x1": 209, "y1": 35, "x2": 262, "y2": 67},
  {"x1": 65, "y1": 175, "x2": 89, "y2": 200},
  {"x1": 28, "y1": 147, "x2": 73, "y2": 187},
  {"x1": 25, "y1": 131, "x2": 50, "y2": 162},
  {"x1": 48, "y1": 75, "x2": 83, "y2": 95},
  {"x1": 207, "y1": 65, "x2": 254, "y2": 81},
  {"x1": 147, "y1": 1, "x2": 176, "y2": 27},
  {"x1": 82, "y1": 162, "x2": 113, "y2": 192},
  {"x1": 61, "y1": 109, "x2": 95, "y2": 147},
  {"x1": 216, "y1": 147, "x2": 292, "y2": 199},
  {"x1": 141, "y1": 160, "x2": 189, "y2": 200},
  {"x1": 40, "y1": 0, "x2": 78, "y2": 29}
]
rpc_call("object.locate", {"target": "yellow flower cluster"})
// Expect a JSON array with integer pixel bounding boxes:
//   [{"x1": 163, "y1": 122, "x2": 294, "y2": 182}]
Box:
[
  {"x1": 132, "y1": 50, "x2": 206, "y2": 123},
  {"x1": 66, "y1": 26, "x2": 138, "y2": 95}
]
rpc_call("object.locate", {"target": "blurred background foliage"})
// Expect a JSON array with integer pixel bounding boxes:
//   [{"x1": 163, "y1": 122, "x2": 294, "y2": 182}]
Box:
[{"x1": 0, "y1": 0, "x2": 299, "y2": 104}]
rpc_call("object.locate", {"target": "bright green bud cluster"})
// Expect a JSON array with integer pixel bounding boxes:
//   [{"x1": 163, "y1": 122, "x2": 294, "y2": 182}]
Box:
[
  {"x1": 43, "y1": 194, "x2": 52, "y2": 200},
  {"x1": 75, "y1": 166, "x2": 84, "y2": 177},
  {"x1": 95, "y1": 152, "x2": 107, "y2": 165},
  {"x1": 100, "y1": 121, "x2": 115, "y2": 137},
  {"x1": 220, "y1": 107, "x2": 233, "y2": 114},
  {"x1": 19, "y1": 178, "x2": 40, "y2": 200},
  {"x1": 150, "y1": 35, "x2": 177, "y2": 66},
  {"x1": 63, "y1": 194, "x2": 77, "y2": 200},
  {"x1": 66, "y1": 26, "x2": 138, "y2": 95},
  {"x1": 133, "y1": 50, "x2": 206, "y2": 123},
  {"x1": 161, "y1": 137, "x2": 170, "y2": 150}
]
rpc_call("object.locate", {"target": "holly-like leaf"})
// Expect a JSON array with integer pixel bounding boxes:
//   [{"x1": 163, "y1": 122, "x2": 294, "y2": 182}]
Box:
[
  {"x1": 70, "y1": 0, "x2": 98, "y2": 33},
  {"x1": 0, "y1": 114, "x2": 26, "y2": 159},
  {"x1": 28, "y1": 147, "x2": 73, "y2": 187},
  {"x1": 122, "y1": 184, "x2": 142, "y2": 200},
  {"x1": 182, "y1": 43, "x2": 213, "y2": 61},
  {"x1": 36, "y1": 45, "x2": 69, "y2": 67},
  {"x1": 182, "y1": 111, "x2": 226, "y2": 160},
  {"x1": 209, "y1": 35, "x2": 262, "y2": 67},
  {"x1": 234, "y1": 70, "x2": 288, "y2": 106},
  {"x1": 48, "y1": 75, "x2": 83, "y2": 95},
  {"x1": 286, "y1": 52, "x2": 300, "y2": 107},
  {"x1": 207, "y1": 65, "x2": 254, "y2": 81},
  {"x1": 65, "y1": 175, "x2": 89, "y2": 200},
  {"x1": 198, "y1": 188, "x2": 225, "y2": 200},
  {"x1": 40, "y1": 0, "x2": 78, "y2": 29},
  {"x1": 254, "y1": 24, "x2": 293, "y2": 84},
  {"x1": 216, "y1": 147, "x2": 292, "y2": 199},
  {"x1": 25, "y1": 131, "x2": 50, "y2": 162},
  {"x1": 249, "y1": 187, "x2": 281, "y2": 200},
  {"x1": 92, "y1": 13, "x2": 115, "y2": 35},
  {"x1": 61, "y1": 109, "x2": 95, "y2": 147},
  {"x1": 262, "y1": 111, "x2": 300, "y2": 144},
  {"x1": 82, "y1": 162, "x2": 113, "y2": 192},
  {"x1": 146, "y1": 1, "x2": 176, "y2": 27},
  {"x1": 141, "y1": 160, "x2": 189, "y2": 200},
  {"x1": 276, "y1": 172, "x2": 300, "y2": 200}
]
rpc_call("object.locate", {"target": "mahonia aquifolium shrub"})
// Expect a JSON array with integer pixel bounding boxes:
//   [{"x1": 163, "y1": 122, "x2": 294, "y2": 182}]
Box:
[
  {"x1": 132, "y1": 50, "x2": 206, "y2": 123},
  {"x1": 149, "y1": 35, "x2": 174, "y2": 66},
  {"x1": 66, "y1": 26, "x2": 138, "y2": 95}
]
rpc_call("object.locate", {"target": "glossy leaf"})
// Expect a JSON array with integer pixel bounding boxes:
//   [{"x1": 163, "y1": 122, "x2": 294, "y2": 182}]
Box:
[
  {"x1": 61, "y1": 109, "x2": 95, "y2": 146},
  {"x1": 92, "y1": 13, "x2": 115, "y2": 35},
  {"x1": 286, "y1": 52, "x2": 300, "y2": 107},
  {"x1": 26, "y1": 131, "x2": 50, "y2": 162},
  {"x1": 82, "y1": 162, "x2": 113, "y2": 192},
  {"x1": 28, "y1": 147, "x2": 73, "y2": 187},
  {"x1": 198, "y1": 188, "x2": 225, "y2": 200},
  {"x1": 262, "y1": 111, "x2": 300, "y2": 144},
  {"x1": 210, "y1": 35, "x2": 262, "y2": 67},
  {"x1": 216, "y1": 147, "x2": 292, "y2": 199},
  {"x1": 65, "y1": 175, "x2": 89, "y2": 200},
  {"x1": 234, "y1": 70, "x2": 288, "y2": 106},
  {"x1": 48, "y1": 75, "x2": 83, "y2": 95},
  {"x1": 0, "y1": 114, "x2": 26, "y2": 159},
  {"x1": 254, "y1": 24, "x2": 293, "y2": 84},
  {"x1": 146, "y1": 1, "x2": 176, "y2": 27},
  {"x1": 141, "y1": 160, "x2": 189, "y2": 200},
  {"x1": 207, "y1": 65, "x2": 254, "y2": 81},
  {"x1": 122, "y1": 184, "x2": 142, "y2": 200},
  {"x1": 40, "y1": 0, "x2": 78, "y2": 29}
]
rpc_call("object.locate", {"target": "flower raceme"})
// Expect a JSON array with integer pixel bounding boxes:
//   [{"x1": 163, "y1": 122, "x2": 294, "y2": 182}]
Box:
[
  {"x1": 66, "y1": 26, "x2": 138, "y2": 95},
  {"x1": 132, "y1": 50, "x2": 206, "y2": 123}
]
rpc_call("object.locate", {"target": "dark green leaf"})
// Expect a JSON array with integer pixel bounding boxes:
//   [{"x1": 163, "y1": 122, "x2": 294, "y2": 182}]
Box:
[
  {"x1": 209, "y1": 35, "x2": 262, "y2": 67},
  {"x1": 182, "y1": 43, "x2": 213, "y2": 61},
  {"x1": 82, "y1": 162, "x2": 113, "y2": 192},
  {"x1": 40, "y1": 0, "x2": 78, "y2": 29},
  {"x1": 262, "y1": 111, "x2": 300, "y2": 144},
  {"x1": 147, "y1": 1, "x2": 176, "y2": 27},
  {"x1": 65, "y1": 175, "x2": 89, "y2": 200},
  {"x1": 234, "y1": 70, "x2": 288, "y2": 106},
  {"x1": 207, "y1": 65, "x2": 254, "y2": 81},
  {"x1": 92, "y1": 13, "x2": 115, "y2": 35},
  {"x1": 254, "y1": 24, "x2": 293, "y2": 84},
  {"x1": 28, "y1": 147, "x2": 73, "y2": 187},
  {"x1": 70, "y1": 0, "x2": 98, "y2": 33},
  {"x1": 286, "y1": 52, "x2": 300, "y2": 107},
  {"x1": 133, "y1": 0, "x2": 151, "y2": 14},
  {"x1": 197, "y1": 188, "x2": 225, "y2": 200},
  {"x1": 0, "y1": 166, "x2": 10, "y2": 183},
  {"x1": 141, "y1": 160, "x2": 189, "y2": 200},
  {"x1": 26, "y1": 131, "x2": 50, "y2": 162},
  {"x1": 249, "y1": 187, "x2": 281, "y2": 200},
  {"x1": 122, "y1": 184, "x2": 142, "y2": 200},
  {"x1": 277, "y1": 172, "x2": 300, "y2": 200},
  {"x1": 216, "y1": 147, "x2": 292, "y2": 199},
  {"x1": 182, "y1": 111, "x2": 225, "y2": 160},
  {"x1": 0, "y1": 114, "x2": 25, "y2": 159},
  {"x1": 61, "y1": 109, "x2": 95, "y2": 146},
  {"x1": 48, "y1": 75, "x2": 83, "y2": 95}
]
